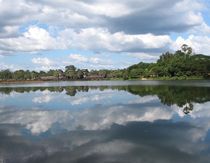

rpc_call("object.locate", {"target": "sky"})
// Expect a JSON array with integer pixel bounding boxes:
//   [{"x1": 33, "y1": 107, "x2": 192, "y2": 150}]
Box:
[{"x1": 0, "y1": 0, "x2": 210, "y2": 71}]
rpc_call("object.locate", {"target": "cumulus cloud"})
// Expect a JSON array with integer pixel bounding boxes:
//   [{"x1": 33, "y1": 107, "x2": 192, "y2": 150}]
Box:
[
  {"x1": 0, "y1": 0, "x2": 209, "y2": 64},
  {"x1": 31, "y1": 57, "x2": 57, "y2": 70},
  {"x1": 26, "y1": 0, "x2": 204, "y2": 34},
  {"x1": 69, "y1": 53, "x2": 112, "y2": 66},
  {"x1": 172, "y1": 19, "x2": 210, "y2": 55},
  {"x1": 69, "y1": 54, "x2": 88, "y2": 63},
  {"x1": 0, "y1": 26, "x2": 172, "y2": 54},
  {"x1": 174, "y1": 35, "x2": 210, "y2": 55},
  {"x1": 0, "y1": 26, "x2": 172, "y2": 56},
  {"x1": 0, "y1": 0, "x2": 39, "y2": 38},
  {"x1": 61, "y1": 28, "x2": 172, "y2": 53},
  {"x1": 105, "y1": 0, "x2": 203, "y2": 34},
  {"x1": 32, "y1": 57, "x2": 53, "y2": 66},
  {"x1": 127, "y1": 53, "x2": 159, "y2": 62},
  {"x1": 0, "y1": 62, "x2": 20, "y2": 70},
  {"x1": 0, "y1": 26, "x2": 60, "y2": 54}
]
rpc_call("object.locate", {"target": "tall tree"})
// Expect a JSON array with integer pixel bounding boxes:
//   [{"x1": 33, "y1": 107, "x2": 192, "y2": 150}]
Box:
[{"x1": 65, "y1": 65, "x2": 77, "y2": 80}]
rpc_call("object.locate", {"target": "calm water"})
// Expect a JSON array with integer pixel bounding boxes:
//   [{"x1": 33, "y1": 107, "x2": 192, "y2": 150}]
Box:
[{"x1": 0, "y1": 80, "x2": 210, "y2": 163}]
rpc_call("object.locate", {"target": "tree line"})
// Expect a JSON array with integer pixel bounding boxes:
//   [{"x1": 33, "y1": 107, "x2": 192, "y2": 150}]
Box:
[
  {"x1": 0, "y1": 66, "x2": 125, "y2": 81},
  {"x1": 0, "y1": 44, "x2": 210, "y2": 81},
  {"x1": 125, "y1": 44, "x2": 210, "y2": 79}
]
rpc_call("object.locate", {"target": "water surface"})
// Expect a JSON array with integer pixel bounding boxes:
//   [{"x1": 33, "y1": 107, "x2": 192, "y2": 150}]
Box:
[{"x1": 0, "y1": 80, "x2": 210, "y2": 163}]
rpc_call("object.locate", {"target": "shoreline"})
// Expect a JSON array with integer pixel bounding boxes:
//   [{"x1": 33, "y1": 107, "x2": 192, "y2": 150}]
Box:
[
  {"x1": 0, "y1": 80, "x2": 46, "y2": 84},
  {"x1": 0, "y1": 77, "x2": 208, "y2": 84}
]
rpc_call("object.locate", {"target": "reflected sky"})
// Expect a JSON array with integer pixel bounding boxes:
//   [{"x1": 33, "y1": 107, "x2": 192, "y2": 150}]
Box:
[{"x1": 0, "y1": 81, "x2": 210, "y2": 163}]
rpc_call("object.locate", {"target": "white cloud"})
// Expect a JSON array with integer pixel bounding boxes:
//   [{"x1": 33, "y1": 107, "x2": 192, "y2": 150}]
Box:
[
  {"x1": 32, "y1": 57, "x2": 53, "y2": 66},
  {"x1": 28, "y1": 0, "x2": 204, "y2": 34},
  {"x1": 0, "y1": 25, "x2": 19, "y2": 38},
  {"x1": 60, "y1": 28, "x2": 172, "y2": 53},
  {"x1": 0, "y1": 26, "x2": 172, "y2": 55},
  {"x1": 127, "y1": 53, "x2": 159, "y2": 62},
  {"x1": 0, "y1": 0, "x2": 207, "y2": 53},
  {"x1": 83, "y1": 2, "x2": 132, "y2": 18},
  {"x1": 0, "y1": 0, "x2": 209, "y2": 63},
  {"x1": 0, "y1": 26, "x2": 62, "y2": 54},
  {"x1": 174, "y1": 35, "x2": 210, "y2": 55},
  {"x1": 32, "y1": 57, "x2": 56, "y2": 70},
  {"x1": 69, "y1": 53, "x2": 112, "y2": 66},
  {"x1": 69, "y1": 54, "x2": 88, "y2": 62},
  {"x1": 0, "y1": 62, "x2": 21, "y2": 70}
]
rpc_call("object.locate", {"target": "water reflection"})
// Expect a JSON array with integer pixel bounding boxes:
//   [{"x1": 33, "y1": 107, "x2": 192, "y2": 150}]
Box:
[
  {"x1": 0, "y1": 120, "x2": 209, "y2": 163},
  {"x1": 1, "y1": 85, "x2": 210, "y2": 111},
  {"x1": 0, "y1": 83, "x2": 210, "y2": 162},
  {"x1": 0, "y1": 85, "x2": 210, "y2": 134}
]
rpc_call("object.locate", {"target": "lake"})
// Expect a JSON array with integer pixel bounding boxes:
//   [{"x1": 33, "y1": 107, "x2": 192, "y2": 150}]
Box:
[{"x1": 0, "y1": 80, "x2": 210, "y2": 163}]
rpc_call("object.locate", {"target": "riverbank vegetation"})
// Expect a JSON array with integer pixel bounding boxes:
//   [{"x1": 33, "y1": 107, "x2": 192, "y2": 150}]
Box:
[{"x1": 0, "y1": 44, "x2": 210, "y2": 82}]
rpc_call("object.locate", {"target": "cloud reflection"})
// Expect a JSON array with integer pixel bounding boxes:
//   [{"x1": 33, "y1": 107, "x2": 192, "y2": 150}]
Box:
[
  {"x1": 0, "y1": 100, "x2": 174, "y2": 135},
  {"x1": 32, "y1": 90, "x2": 54, "y2": 104},
  {"x1": 0, "y1": 101, "x2": 208, "y2": 136},
  {"x1": 0, "y1": 120, "x2": 209, "y2": 163}
]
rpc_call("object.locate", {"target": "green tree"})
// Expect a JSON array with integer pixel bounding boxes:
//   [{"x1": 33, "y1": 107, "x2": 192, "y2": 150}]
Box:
[
  {"x1": 65, "y1": 65, "x2": 77, "y2": 80},
  {"x1": 77, "y1": 69, "x2": 84, "y2": 79},
  {"x1": 0, "y1": 69, "x2": 13, "y2": 80},
  {"x1": 13, "y1": 70, "x2": 25, "y2": 80},
  {"x1": 181, "y1": 44, "x2": 193, "y2": 55}
]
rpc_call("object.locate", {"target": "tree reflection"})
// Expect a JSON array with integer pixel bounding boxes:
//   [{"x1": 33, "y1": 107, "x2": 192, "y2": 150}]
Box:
[
  {"x1": 183, "y1": 102, "x2": 194, "y2": 114},
  {"x1": 0, "y1": 85, "x2": 209, "y2": 114},
  {"x1": 116, "y1": 85, "x2": 210, "y2": 114}
]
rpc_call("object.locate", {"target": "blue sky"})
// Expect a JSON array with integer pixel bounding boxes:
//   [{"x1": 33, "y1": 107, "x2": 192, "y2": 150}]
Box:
[{"x1": 0, "y1": 0, "x2": 210, "y2": 71}]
